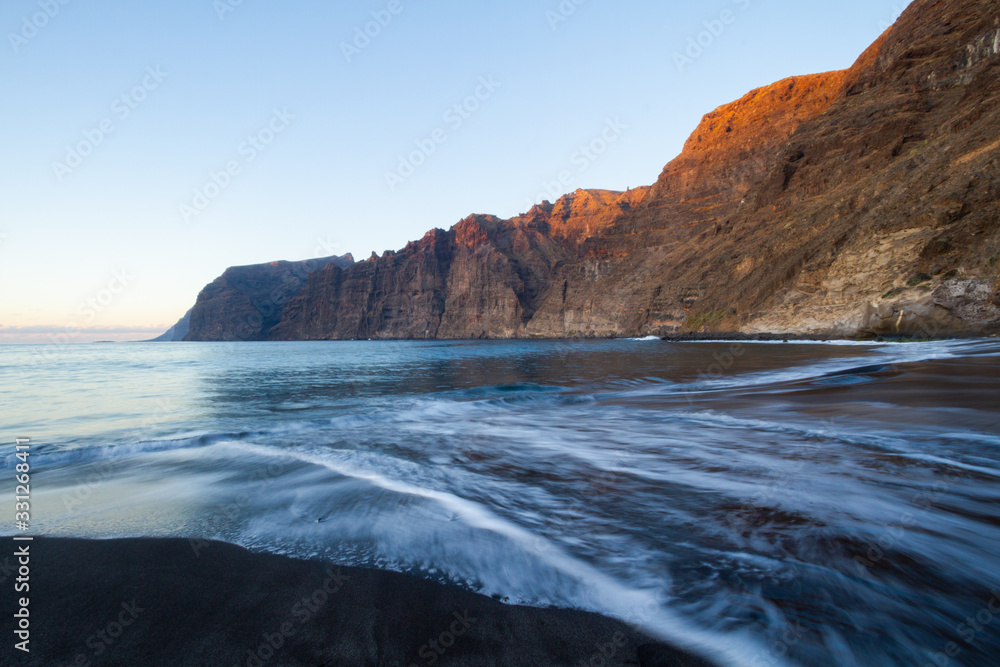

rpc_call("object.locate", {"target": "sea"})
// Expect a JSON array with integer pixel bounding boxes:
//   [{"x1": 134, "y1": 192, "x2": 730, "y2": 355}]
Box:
[{"x1": 2, "y1": 338, "x2": 999, "y2": 666}]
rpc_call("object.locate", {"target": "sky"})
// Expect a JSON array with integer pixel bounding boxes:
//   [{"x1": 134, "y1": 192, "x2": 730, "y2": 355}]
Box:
[{"x1": 0, "y1": 0, "x2": 912, "y2": 343}]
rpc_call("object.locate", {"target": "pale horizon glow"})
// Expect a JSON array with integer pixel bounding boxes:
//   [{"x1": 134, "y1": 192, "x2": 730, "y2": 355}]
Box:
[{"x1": 0, "y1": 0, "x2": 912, "y2": 343}]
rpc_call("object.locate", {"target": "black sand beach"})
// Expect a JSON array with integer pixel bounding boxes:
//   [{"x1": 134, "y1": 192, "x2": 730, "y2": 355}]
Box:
[{"x1": 2, "y1": 537, "x2": 715, "y2": 666}]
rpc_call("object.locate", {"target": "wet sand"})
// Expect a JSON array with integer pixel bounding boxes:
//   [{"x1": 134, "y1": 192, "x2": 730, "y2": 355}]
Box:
[{"x1": 1, "y1": 537, "x2": 715, "y2": 666}]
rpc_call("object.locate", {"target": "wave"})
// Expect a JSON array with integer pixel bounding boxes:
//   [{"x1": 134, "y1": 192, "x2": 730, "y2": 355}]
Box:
[
  {"x1": 6, "y1": 339, "x2": 999, "y2": 666},
  {"x1": 196, "y1": 439, "x2": 771, "y2": 667}
]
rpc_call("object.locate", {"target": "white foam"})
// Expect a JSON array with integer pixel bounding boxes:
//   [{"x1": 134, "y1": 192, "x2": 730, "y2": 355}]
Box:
[{"x1": 220, "y1": 440, "x2": 774, "y2": 667}]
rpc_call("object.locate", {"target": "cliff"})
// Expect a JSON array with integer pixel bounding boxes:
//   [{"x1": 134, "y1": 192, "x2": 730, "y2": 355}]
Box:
[
  {"x1": 149, "y1": 308, "x2": 191, "y2": 342},
  {"x1": 266, "y1": 187, "x2": 660, "y2": 340},
  {"x1": 181, "y1": 254, "x2": 354, "y2": 341},
  {"x1": 523, "y1": 71, "x2": 850, "y2": 337},
  {"x1": 699, "y1": 0, "x2": 1000, "y2": 336},
  {"x1": 177, "y1": 0, "x2": 1000, "y2": 341}
]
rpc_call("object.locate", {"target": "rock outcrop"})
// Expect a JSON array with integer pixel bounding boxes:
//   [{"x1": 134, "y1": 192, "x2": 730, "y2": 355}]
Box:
[
  {"x1": 177, "y1": 0, "x2": 1000, "y2": 341},
  {"x1": 182, "y1": 255, "x2": 354, "y2": 341}
]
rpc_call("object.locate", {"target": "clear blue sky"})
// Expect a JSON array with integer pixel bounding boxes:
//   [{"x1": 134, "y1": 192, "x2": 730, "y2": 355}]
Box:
[{"x1": 0, "y1": 0, "x2": 911, "y2": 342}]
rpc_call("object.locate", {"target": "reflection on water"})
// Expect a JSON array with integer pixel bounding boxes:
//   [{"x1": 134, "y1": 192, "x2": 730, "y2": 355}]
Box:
[{"x1": 3, "y1": 339, "x2": 1000, "y2": 666}]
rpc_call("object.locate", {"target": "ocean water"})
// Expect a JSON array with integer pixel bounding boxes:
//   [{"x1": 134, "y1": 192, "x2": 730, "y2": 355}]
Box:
[{"x1": 3, "y1": 339, "x2": 1000, "y2": 666}]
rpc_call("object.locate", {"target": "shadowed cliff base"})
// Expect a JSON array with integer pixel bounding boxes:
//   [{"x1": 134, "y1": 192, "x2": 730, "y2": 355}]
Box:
[
  {"x1": 161, "y1": 0, "x2": 1000, "y2": 343},
  {"x1": 660, "y1": 330, "x2": 1000, "y2": 342},
  {"x1": 1, "y1": 537, "x2": 717, "y2": 667}
]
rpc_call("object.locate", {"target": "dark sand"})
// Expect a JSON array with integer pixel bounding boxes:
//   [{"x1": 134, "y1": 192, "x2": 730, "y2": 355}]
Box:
[{"x1": 2, "y1": 537, "x2": 716, "y2": 666}]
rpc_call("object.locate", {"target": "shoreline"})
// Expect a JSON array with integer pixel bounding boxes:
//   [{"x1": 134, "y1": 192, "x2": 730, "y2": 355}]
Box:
[
  {"x1": 658, "y1": 331, "x2": 998, "y2": 342},
  {"x1": 7, "y1": 331, "x2": 999, "y2": 345},
  {"x1": 1, "y1": 536, "x2": 717, "y2": 667}
]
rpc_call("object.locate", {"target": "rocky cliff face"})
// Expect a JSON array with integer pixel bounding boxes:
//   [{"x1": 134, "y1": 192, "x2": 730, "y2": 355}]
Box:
[
  {"x1": 268, "y1": 187, "x2": 660, "y2": 340},
  {"x1": 524, "y1": 71, "x2": 851, "y2": 338},
  {"x1": 530, "y1": 0, "x2": 999, "y2": 339},
  {"x1": 182, "y1": 0, "x2": 999, "y2": 341},
  {"x1": 272, "y1": 68, "x2": 860, "y2": 340},
  {"x1": 270, "y1": 213, "x2": 562, "y2": 340},
  {"x1": 183, "y1": 254, "x2": 354, "y2": 341},
  {"x1": 704, "y1": 0, "x2": 1000, "y2": 336},
  {"x1": 150, "y1": 308, "x2": 191, "y2": 342}
]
